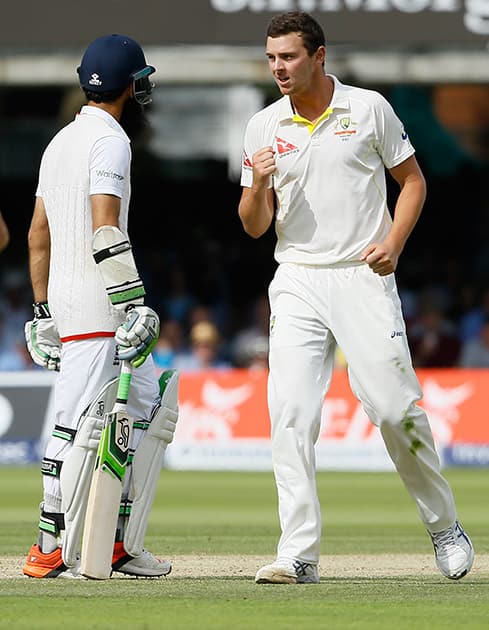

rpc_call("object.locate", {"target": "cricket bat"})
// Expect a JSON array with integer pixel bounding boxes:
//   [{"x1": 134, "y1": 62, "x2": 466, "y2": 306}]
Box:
[{"x1": 80, "y1": 361, "x2": 133, "y2": 579}]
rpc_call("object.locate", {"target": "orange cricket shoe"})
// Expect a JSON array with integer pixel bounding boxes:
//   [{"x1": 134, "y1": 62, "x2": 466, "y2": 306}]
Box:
[{"x1": 23, "y1": 543, "x2": 79, "y2": 579}]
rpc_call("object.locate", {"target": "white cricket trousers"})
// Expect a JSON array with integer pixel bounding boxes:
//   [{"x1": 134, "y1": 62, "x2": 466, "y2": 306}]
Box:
[
  {"x1": 268, "y1": 262, "x2": 458, "y2": 564},
  {"x1": 43, "y1": 337, "x2": 160, "y2": 512}
]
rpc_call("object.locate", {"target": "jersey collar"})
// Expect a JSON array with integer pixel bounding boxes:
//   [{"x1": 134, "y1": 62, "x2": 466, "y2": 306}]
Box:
[
  {"x1": 279, "y1": 73, "x2": 351, "y2": 124},
  {"x1": 328, "y1": 75, "x2": 351, "y2": 111},
  {"x1": 78, "y1": 105, "x2": 130, "y2": 141}
]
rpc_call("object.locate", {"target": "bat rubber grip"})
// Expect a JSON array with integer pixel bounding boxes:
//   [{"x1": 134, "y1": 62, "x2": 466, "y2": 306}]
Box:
[{"x1": 117, "y1": 371, "x2": 132, "y2": 403}]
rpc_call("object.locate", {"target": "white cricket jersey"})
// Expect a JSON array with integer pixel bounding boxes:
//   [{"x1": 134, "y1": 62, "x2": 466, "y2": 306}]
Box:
[
  {"x1": 36, "y1": 105, "x2": 131, "y2": 339},
  {"x1": 240, "y1": 75, "x2": 415, "y2": 265}
]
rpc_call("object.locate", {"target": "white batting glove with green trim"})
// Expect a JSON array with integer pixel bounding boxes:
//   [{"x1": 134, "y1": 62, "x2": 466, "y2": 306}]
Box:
[
  {"x1": 115, "y1": 305, "x2": 160, "y2": 368},
  {"x1": 25, "y1": 302, "x2": 61, "y2": 371}
]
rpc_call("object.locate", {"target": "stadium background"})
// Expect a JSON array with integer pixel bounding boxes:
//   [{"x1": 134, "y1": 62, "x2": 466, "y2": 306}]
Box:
[{"x1": 1, "y1": 2, "x2": 489, "y2": 469}]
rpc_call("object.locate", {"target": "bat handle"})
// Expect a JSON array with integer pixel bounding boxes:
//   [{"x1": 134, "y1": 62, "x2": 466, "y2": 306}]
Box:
[{"x1": 116, "y1": 360, "x2": 132, "y2": 405}]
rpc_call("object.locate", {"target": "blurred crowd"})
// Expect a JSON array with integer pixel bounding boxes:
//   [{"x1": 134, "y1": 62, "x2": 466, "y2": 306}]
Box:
[{"x1": 2, "y1": 264, "x2": 489, "y2": 373}]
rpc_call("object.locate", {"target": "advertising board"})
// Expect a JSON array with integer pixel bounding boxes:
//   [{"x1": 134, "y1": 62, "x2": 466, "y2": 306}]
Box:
[
  {"x1": 1, "y1": 1, "x2": 489, "y2": 47},
  {"x1": 1, "y1": 368, "x2": 488, "y2": 469}
]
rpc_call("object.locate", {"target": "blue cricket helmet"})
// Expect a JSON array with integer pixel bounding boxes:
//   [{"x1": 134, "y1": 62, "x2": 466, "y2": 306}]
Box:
[{"x1": 77, "y1": 34, "x2": 155, "y2": 104}]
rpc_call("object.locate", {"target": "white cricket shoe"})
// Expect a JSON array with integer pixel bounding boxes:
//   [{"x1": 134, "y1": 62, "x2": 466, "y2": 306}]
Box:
[
  {"x1": 429, "y1": 520, "x2": 474, "y2": 580},
  {"x1": 112, "y1": 543, "x2": 172, "y2": 577},
  {"x1": 255, "y1": 558, "x2": 320, "y2": 584}
]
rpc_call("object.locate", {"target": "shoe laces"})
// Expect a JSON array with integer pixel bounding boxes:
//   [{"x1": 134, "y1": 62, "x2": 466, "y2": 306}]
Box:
[
  {"x1": 431, "y1": 523, "x2": 459, "y2": 552},
  {"x1": 292, "y1": 560, "x2": 311, "y2": 577}
]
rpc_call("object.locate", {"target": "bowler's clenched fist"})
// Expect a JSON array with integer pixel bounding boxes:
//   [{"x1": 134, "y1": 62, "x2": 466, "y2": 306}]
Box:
[{"x1": 252, "y1": 146, "x2": 276, "y2": 186}]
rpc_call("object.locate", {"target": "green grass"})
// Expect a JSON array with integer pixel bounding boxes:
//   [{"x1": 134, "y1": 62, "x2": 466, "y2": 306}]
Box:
[{"x1": 0, "y1": 467, "x2": 488, "y2": 629}]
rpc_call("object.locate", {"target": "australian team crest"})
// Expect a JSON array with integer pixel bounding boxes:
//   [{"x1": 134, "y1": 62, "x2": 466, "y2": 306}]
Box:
[{"x1": 334, "y1": 115, "x2": 357, "y2": 138}]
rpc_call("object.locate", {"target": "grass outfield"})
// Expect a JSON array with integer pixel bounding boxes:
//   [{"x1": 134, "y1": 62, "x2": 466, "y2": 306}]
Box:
[{"x1": 0, "y1": 467, "x2": 488, "y2": 629}]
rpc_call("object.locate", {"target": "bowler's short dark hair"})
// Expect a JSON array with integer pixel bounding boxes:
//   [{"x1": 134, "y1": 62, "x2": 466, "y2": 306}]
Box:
[{"x1": 266, "y1": 11, "x2": 325, "y2": 57}]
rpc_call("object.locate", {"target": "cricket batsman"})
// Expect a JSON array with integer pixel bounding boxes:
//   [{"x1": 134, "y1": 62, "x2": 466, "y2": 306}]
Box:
[{"x1": 23, "y1": 34, "x2": 178, "y2": 579}]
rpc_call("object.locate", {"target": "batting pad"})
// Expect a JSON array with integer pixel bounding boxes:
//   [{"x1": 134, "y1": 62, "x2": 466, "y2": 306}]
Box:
[
  {"x1": 123, "y1": 369, "x2": 179, "y2": 557},
  {"x1": 60, "y1": 375, "x2": 118, "y2": 567}
]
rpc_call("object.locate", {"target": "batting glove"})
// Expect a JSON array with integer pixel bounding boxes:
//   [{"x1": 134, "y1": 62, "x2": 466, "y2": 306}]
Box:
[
  {"x1": 25, "y1": 302, "x2": 61, "y2": 371},
  {"x1": 115, "y1": 305, "x2": 160, "y2": 368}
]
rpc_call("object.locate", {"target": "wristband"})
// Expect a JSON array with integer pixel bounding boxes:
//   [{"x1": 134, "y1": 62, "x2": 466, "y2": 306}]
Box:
[{"x1": 33, "y1": 302, "x2": 51, "y2": 319}]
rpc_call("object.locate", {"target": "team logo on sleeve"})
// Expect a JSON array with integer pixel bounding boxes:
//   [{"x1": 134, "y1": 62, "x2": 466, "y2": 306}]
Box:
[
  {"x1": 401, "y1": 128, "x2": 409, "y2": 140},
  {"x1": 270, "y1": 314, "x2": 276, "y2": 335},
  {"x1": 242, "y1": 152, "x2": 253, "y2": 169},
  {"x1": 275, "y1": 137, "x2": 298, "y2": 157}
]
